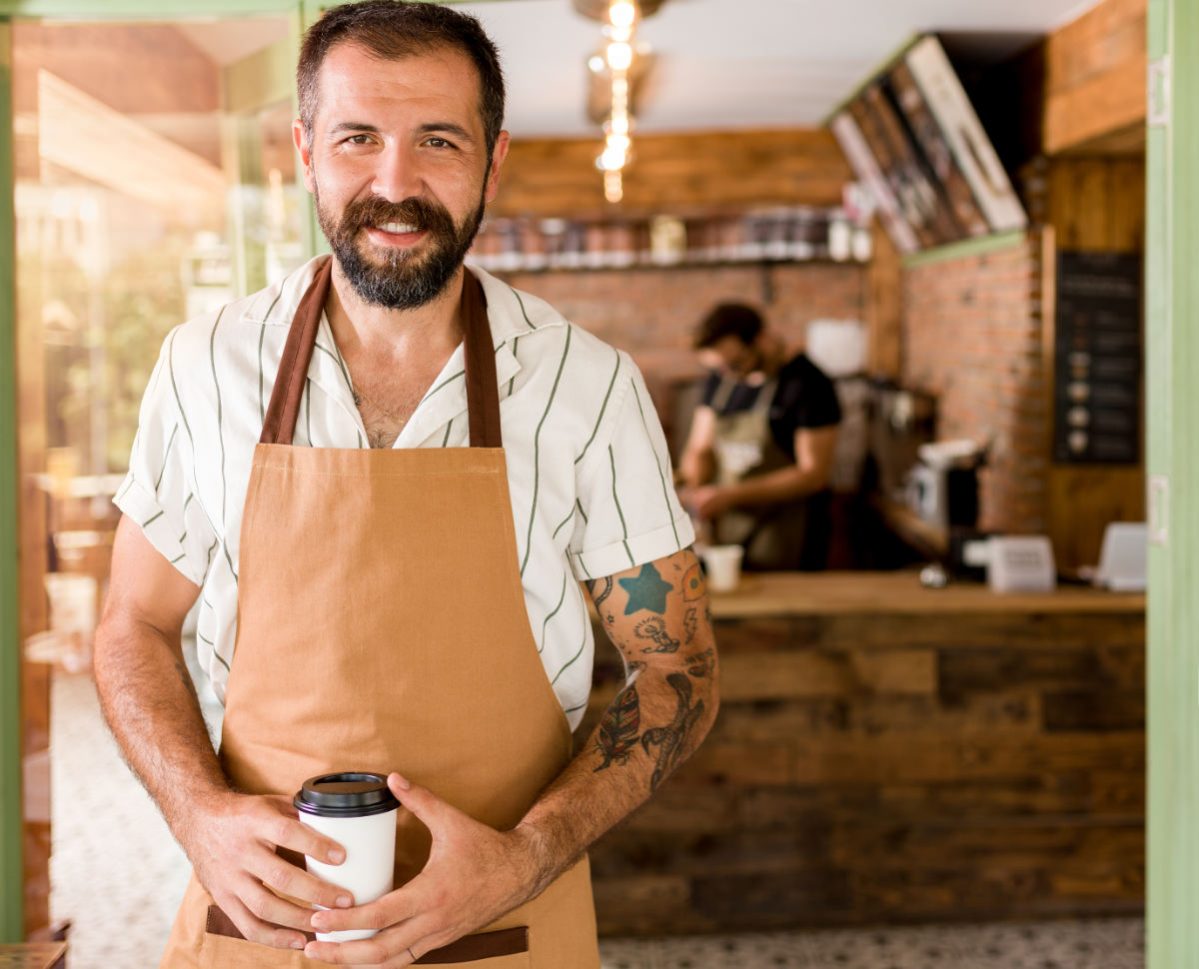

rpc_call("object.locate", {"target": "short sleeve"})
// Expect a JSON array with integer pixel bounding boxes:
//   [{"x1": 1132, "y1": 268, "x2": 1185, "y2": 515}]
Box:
[
  {"x1": 568, "y1": 358, "x2": 695, "y2": 581},
  {"x1": 791, "y1": 361, "x2": 842, "y2": 430},
  {"x1": 112, "y1": 328, "x2": 215, "y2": 586}
]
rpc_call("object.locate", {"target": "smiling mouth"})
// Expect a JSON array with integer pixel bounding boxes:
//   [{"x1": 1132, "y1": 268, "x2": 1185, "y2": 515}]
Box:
[{"x1": 377, "y1": 222, "x2": 421, "y2": 234}]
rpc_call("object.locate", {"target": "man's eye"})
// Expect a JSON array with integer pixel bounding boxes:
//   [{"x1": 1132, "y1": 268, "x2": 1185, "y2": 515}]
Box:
[
  {"x1": 346, "y1": 134, "x2": 372, "y2": 145},
  {"x1": 425, "y1": 137, "x2": 453, "y2": 149}
]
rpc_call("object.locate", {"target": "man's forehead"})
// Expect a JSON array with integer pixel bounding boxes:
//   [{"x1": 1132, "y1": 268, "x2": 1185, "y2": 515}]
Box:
[{"x1": 315, "y1": 42, "x2": 481, "y2": 111}]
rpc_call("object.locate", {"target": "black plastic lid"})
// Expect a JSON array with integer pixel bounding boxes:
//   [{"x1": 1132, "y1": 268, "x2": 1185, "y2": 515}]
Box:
[{"x1": 293, "y1": 772, "x2": 400, "y2": 818}]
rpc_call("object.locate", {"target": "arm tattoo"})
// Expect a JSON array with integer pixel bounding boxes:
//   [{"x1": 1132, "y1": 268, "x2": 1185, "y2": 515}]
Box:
[
  {"x1": 683, "y1": 607, "x2": 699, "y2": 645},
  {"x1": 685, "y1": 647, "x2": 715, "y2": 679},
  {"x1": 588, "y1": 576, "x2": 614, "y2": 612},
  {"x1": 635, "y1": 616, "x2": 681, "y2": 654},
  {"x1": 593, "y1": 683, "x2": 642, "y2": 771},
  {"x1": 640, "y1": 673, "x2": 707, "y2": 791},
  {"x1": 617, "y1": 563, "x2": 672, "y2": 615}
]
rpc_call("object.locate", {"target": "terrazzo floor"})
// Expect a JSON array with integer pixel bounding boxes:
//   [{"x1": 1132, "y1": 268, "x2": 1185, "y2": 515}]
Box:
[{"x1": 49, "y1": 671, "x2": 1146, "y2": 968}]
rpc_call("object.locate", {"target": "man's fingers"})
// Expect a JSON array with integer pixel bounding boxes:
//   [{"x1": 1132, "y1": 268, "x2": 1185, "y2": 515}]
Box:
[
  {"x1": 218, "y1": 892, "x2": 307, "y2": 951},
  {"x1": 310, "y1": 888, "x2": 416, "y2": 935},
  {"x1": 240, "y1": 879, "x2": 322, "y2": 932},
  {"x1": 386, "y1": 773, "x2": 456, "y2": 832},
  {"x1": 304, "y1": 917, "x2": 436, "y2": 966},
  {"x1": 247, "y1": 851, "x2": 353, "y2": 911},
  {"x1": 259, "y1": 806, "x2": 346, "y2": 865}
]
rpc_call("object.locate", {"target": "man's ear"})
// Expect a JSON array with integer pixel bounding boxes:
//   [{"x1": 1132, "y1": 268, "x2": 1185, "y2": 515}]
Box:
[
  {"x1": 293, "y1": 119, "x2": 316, "y2": 194},
  {"x1": 484, "y1": 130, "x2": 510, "y2": 205}
]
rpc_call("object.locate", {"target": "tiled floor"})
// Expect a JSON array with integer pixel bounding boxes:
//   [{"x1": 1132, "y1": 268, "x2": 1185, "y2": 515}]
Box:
[{"x1": 50, "y1": 671, "x2": 1145, "y2": 968}]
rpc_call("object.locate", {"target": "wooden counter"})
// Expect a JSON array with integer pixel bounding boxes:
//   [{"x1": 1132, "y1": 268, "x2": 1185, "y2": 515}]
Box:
[
  {"x1": 583, "y1": 571, "x2": 1146, "y2": 935},
  {"x1": 708, "y1": 571, "x2": 1144, "y2": 617}
]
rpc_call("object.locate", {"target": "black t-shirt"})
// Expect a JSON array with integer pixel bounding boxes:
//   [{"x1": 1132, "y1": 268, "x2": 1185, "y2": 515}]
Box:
[{"x1": 699, "y1": 353, "x2": 841, "y2": 463}]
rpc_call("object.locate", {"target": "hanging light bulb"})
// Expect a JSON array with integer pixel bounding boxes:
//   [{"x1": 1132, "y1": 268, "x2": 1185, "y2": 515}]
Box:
[
  {"x1": 605, "y1": 170, "x2": 624, "y2": 204},
  {"x1": 608, "y1": 0, "x2": 636, "y2": 29},
  {"x1": 606, "y1": 40, "x2": 633, "y2": 71}
]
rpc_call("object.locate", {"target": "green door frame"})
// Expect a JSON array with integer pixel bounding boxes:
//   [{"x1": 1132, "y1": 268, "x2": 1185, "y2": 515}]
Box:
[
  {"x1": 1146, "y1": 0, "x2": 1199, "y2": 965},
  {"x1": 0, "y1": 0, "x2": 310, "y2": 941}
]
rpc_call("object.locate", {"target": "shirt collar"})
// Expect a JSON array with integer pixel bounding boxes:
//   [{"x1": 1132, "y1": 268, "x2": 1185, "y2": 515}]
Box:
[{"x1": 239, "y1": 256, "x2": 562, "y2": 446}]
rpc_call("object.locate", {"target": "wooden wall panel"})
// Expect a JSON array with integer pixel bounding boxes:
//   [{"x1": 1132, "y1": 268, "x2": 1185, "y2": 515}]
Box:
[
  {"x1": 1037, "y1": 156, "x2": 1147, "y2": 569},
  {"x1": 1043, "y1": 0, "x2": 1148, "y2": 154},
  {"x1": 493, "y1": 128, "x2": 852, "y2": 219},
  {"x1": 582, "y1": 609, "x2": 1146, "y2": 933}
]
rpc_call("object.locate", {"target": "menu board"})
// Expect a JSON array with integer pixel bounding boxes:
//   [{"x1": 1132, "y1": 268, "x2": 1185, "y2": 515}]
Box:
[
  {"x1": 830, "y1": 34, "x2": 1027, "y2": 253},
  {"x1": 1053, "y1": 251, "x2": 1142, "y2": 464}
]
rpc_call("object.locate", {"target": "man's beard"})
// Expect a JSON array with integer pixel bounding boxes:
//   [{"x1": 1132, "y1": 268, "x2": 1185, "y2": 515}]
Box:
[{"x1": 315, "y1": 183, "x2": 485, "y2": 311}]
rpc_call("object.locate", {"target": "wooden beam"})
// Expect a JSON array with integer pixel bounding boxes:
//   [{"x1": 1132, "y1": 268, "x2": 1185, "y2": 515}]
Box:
[
  {"x1": 1043, "y1": 0, "x2": 1147, "y2": 155},
  {"x1": 493, "y1": 128, "x2": 851, "y2": 219}
]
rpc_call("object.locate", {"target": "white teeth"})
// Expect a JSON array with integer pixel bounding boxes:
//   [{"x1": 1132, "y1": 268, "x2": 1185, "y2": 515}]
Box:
[{"x1": 380, "y1": 222, "x2": 419, "y2": 233}]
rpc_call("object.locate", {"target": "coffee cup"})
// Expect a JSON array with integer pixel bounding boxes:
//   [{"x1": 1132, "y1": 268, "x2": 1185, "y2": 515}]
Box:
[
  {"x1": 294, "y1": 771, "x2": 400, "y2": 942},
  {"x1": 700, "y1": 544, "x2": 744, "y2": 593}
]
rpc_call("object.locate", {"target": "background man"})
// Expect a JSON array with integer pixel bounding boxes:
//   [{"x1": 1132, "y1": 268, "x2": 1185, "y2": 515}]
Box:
[
  {"x1": 679, "y1": 302, "x2": 841, "y2": 571},
  {"x1": 93, "y1": 3, "x2": 717, "y2": 967}
]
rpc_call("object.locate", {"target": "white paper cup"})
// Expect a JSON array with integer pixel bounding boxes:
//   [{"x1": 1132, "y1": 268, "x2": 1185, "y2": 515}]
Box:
[
  {"x1": 295, "y1": 772, "x2": 399, "y2": 942},
  {"x1": 701, "y1": 545, "x2": 744, "y2": 593}
]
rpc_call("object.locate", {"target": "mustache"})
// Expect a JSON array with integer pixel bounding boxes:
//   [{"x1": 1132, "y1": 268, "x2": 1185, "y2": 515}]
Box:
[{"x1": 341, "y1": 196, "x2": 455, "y2": 236}]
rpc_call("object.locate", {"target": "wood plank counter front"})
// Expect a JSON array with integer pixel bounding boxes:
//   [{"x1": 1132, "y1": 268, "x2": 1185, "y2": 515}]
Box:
[{"x1": 580, "y1": 572, "x2": 1146, "y2": 935}]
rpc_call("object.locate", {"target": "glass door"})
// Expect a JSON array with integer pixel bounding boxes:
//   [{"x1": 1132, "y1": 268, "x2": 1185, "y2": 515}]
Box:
[{"x1": 1, "y1": 4, "x2": 307, "y2": 945}]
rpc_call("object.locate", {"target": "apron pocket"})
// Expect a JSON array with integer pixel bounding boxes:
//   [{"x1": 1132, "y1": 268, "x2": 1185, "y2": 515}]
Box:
[
  {"x1": 200, "y1": 905, "x2": 309, "y2": 969},
  {"x1": 416, "y1": 927, "x2": 529, "y2": 965},
  {"x1": 198, "y1": 932, "x2": 309, "y2": 969}
]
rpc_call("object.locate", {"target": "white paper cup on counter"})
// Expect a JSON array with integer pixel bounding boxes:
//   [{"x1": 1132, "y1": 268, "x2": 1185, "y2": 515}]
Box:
[
  {"x1": 294, "y1": 772, "x2": 399, "y2": 942},
  {"x1": 701, "y1": 544, "x2": 744, "y2": 593}
]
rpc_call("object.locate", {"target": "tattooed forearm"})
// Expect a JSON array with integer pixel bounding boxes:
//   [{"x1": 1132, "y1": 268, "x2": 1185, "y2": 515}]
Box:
[
  {"x1": 640, "y1": 672, "x2": 708, "y2": 791},
  {"x1": 585, "y1": 548, "x2": 719, "y2": 794},
  {"x1": 593, "y1": 682, "x2": 641, "y2": 770},
  {"x1": 513, "y1": 548, "x2": 718, "y2": 891}
]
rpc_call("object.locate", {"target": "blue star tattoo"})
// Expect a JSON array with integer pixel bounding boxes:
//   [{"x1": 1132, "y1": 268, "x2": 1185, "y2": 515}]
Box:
[{"x1": 619, "y1": 564, "x2": 672, "y2": 616}]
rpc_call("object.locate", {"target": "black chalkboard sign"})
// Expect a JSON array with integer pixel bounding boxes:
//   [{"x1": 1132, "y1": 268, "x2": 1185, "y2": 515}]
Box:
[{"x1": 1054, "y1": 251, "x2": 1142, "y2": 464}]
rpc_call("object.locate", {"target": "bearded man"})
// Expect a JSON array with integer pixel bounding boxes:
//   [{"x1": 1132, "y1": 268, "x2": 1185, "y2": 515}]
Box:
[{"x1": 93, "y1": 3, "x2": 718, "y2": 967}]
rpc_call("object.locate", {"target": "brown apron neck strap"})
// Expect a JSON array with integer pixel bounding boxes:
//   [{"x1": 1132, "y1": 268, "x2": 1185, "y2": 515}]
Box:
[
  {"x1": 461, "y1": 271, "x2": 502, "y2": 449},
  {"x1": 260, "y1": 258, "x2": 332, "y2": 446},
  {"x1": 260, "y1": 261, "x2": 502, "y2": 449}
]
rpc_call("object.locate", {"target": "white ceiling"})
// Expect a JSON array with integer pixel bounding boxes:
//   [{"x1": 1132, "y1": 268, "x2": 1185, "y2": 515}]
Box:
[{"x1": 460, "y1": 0, "x2": 1102, "y2": 137}]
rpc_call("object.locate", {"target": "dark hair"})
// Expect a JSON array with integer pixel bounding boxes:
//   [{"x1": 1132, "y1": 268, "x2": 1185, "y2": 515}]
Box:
[
  {"x1": 694, "y1": 303, "x2": 764, "y2": 350},
  {"x1": 297, "y1": 0, "x2": 506, "y2": 157}
]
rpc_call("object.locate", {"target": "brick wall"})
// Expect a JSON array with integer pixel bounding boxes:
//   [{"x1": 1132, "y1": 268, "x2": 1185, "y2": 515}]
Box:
[
  {"x1": 503, "y1": 262, "x2": 866, "y2": 447},
  {"x1": 902, "y1": 232, "x2": 1049, "y2": 534}
]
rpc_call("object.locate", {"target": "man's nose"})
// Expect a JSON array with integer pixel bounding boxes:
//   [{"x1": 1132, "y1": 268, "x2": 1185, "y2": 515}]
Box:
[{"x1": 371, "y1": 143, "x2": 423, "y2": 203}]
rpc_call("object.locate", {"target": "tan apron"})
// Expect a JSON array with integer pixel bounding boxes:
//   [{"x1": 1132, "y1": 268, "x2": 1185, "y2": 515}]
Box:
[
  {"x1": 710, "y1": 374, "x2": 815, "y2": 571},
  {"x1": 160, "y1": 259, "x2": 599, "y2": 969}
]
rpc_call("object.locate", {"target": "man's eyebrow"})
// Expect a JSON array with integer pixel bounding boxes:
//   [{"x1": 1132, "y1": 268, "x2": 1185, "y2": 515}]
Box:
[
  {"x1": 327, "y1": 121, "x2": 380, "y2": 137},
  {"x1": 415, "y1": 122, "x2": 475, "y2": 142}
]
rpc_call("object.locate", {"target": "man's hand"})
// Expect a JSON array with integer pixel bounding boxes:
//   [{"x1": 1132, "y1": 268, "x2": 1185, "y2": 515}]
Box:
[
  {"x1": 303, "y1": 773, "x2": 541, "y2": 967},
  {"x1": 685, "y1": 483, "x2": 735, "y2": 520},
  {"x1": 184, "y1": 791, "x2": 352, "y2": 950}
]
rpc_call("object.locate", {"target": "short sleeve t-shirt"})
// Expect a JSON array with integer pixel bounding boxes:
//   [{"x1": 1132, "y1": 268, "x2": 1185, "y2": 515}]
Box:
[{"x1": 700, "y1": 352, "x2": 842, "y2": 462}]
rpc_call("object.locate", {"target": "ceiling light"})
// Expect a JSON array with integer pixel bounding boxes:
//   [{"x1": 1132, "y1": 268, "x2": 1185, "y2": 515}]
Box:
[
  {"x1": 608, "y1": 0, "x2": 636, "y2": 29},
  {"x1": 604, "y1": 170, "x2": 623, "y2": 204},
  {"x1": 587, "y1": 54, "x2": 606, "y2": 73},
  {"x1": 606, "y1": 41, "x2": 633, "y2": 72}
]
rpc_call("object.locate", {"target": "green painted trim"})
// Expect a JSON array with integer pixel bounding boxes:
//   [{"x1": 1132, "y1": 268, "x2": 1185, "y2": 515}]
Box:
[
  {"x1": 821, "y1": 31, "x2": 922, "y2": 126},
  {"x1": 0, "y1": 20, "x2": 23, "y2": 944},
  {"x1": 900, "y1": 229, "x2": 1026, "y2": 269},
  {"x1": 0, "y1": 0, "x2": 296, "y2": 16},
  {"x1": 1147, "y1": 0, "x2": 1199, "y2": 966}
]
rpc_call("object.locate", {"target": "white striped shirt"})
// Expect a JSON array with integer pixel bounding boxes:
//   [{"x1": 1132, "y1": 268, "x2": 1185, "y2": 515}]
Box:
[{"x1": 114, "y1": 256, "x2": 693, "y2": 729}]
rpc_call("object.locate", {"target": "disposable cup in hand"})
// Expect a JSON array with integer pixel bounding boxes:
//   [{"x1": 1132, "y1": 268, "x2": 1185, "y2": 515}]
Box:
[
  {"x1": 295, "y1": 772, "x2": 400, "y2": 942},
  {"x1": 701, "y1": 545, "x2": 744, "y2": 593}
]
